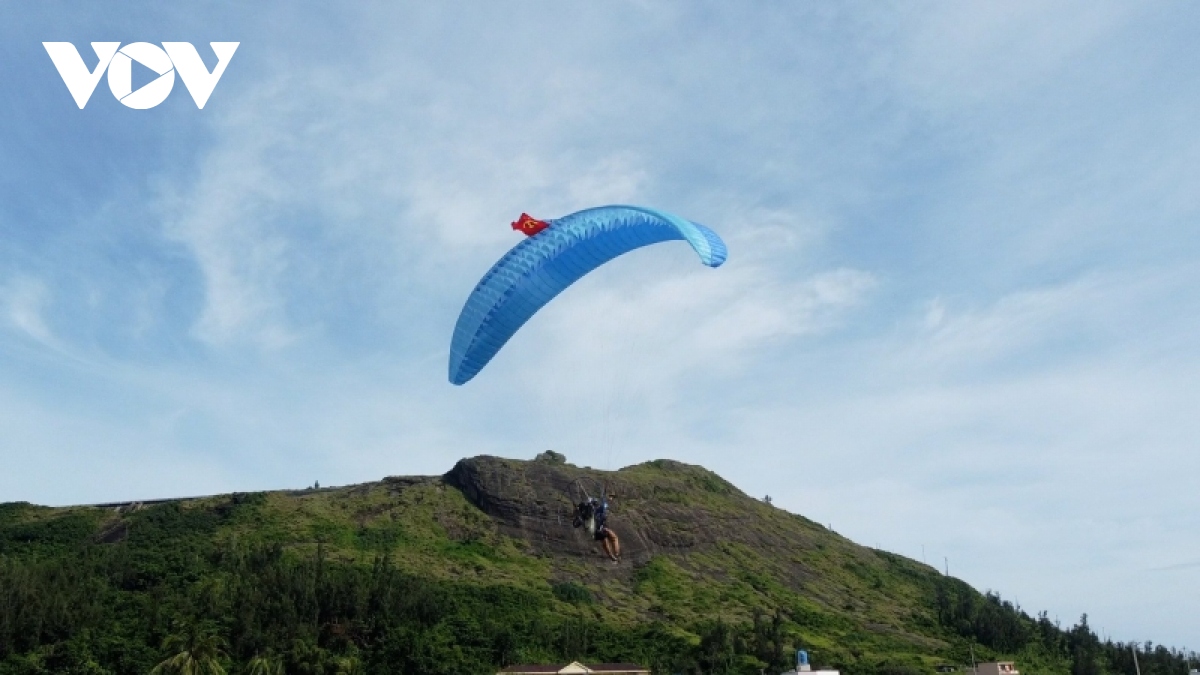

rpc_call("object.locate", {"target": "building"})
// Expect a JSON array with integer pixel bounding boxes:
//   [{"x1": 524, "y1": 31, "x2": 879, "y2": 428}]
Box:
[
  {"x1": 975, "y1": 662, "x2": 1019, "y2": 675},
  {"x1": 780, "y1": 650, "x2": 840, "y2": 675},
  {"x1": 497, "y1": 663, "x2": 649, "y2": 675}
]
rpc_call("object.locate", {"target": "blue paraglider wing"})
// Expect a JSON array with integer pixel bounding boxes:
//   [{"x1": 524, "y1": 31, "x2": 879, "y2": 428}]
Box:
[{"x1": 448, "y1": 205, "x2": 727, "y2": 385}]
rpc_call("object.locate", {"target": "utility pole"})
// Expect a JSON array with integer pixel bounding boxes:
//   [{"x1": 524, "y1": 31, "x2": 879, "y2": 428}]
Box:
[
  {"x1": 945, "y1": 557, "x2": 949, "y2": 576},
  {"x1": 1132, "y1": 642, "x2": 1142, "y2": 675}
]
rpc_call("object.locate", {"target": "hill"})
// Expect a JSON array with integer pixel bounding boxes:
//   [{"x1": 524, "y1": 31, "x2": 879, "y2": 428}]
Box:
[{"x1": 0, "y1": 453, "x2": 1189, "y2": 674}]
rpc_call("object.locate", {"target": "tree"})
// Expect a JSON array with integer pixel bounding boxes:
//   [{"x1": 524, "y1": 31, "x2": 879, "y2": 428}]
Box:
[
  {"x1": 245, "y1": 652, "x2": 284, "y2": 675},
  {"x1": 150, "y1": 622, "x2": 228, "y2": 675},
  {"x1": 1069, "y1": 614, "x2": 1100, "y2": 675},
  {"x1": 697, "y1": 620, "x2": 738, "y2": 675},
  {"x1": 332, "y1": 655, "x2": 364, "y2": 675}
]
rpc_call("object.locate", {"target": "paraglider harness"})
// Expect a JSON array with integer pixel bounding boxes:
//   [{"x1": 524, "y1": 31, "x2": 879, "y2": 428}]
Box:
[
  {"x1": 573, "y1": 498, "x2": 611, "y2": 541},
  {"x1": 570, "y1": 478, "x2": 612, "y2": 542}
]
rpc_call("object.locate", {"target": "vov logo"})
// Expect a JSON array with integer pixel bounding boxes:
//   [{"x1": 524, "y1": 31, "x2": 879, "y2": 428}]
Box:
[{"x1": 43, "y1": 42, "x2": 239, "y2": 109}]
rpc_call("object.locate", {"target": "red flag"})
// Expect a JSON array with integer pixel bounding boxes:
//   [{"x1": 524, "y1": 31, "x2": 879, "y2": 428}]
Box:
[{"x1": 511, "y1": 213, "x2": 549, "y2": 237}]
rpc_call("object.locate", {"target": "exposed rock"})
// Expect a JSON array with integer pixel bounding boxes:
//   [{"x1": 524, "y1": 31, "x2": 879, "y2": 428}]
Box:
[{"x1": 441, "y1": 454, "x2": 828, "y2": 575}]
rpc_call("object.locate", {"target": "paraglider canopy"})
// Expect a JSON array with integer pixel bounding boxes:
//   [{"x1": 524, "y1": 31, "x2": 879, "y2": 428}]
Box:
[{"x1": 448, "y1": 204, "x2": 727, "y2": 386}]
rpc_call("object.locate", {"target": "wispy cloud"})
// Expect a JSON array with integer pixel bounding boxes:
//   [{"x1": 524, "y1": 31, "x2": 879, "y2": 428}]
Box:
[
  {"x1": 0, "y1": 276, "x2": 55, "y2": 346},
  {"x1": 1152, "y1": 560, "x2": 1200, "y2": 572}
]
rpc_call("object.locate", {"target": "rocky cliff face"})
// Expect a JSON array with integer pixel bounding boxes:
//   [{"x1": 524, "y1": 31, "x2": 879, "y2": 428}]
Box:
[
  {"x1": 441, "y1": 454, "x2": 856, "y2": 595},
  {"x1": 445, "y1": 455, "x2": 743, "y2": 557},
  {"x1": 436, "y1": 452, "x2": 956, "y2": 659}
]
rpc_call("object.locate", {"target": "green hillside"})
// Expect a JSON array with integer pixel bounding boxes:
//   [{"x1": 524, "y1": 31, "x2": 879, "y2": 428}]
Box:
[{"x1": 0, "y1": 454, "x2": 1189, "y2": 675}]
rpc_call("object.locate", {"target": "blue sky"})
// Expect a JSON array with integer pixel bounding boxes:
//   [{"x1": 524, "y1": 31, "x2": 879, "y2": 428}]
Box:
[{"x1": 2, "y1": 1, "x2": 1198, "y2": 649}]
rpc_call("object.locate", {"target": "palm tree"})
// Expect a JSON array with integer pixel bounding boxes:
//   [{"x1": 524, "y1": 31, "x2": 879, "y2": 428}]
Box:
[
  {"x1": 245, "y1": 653, "x2": 284, "y2": 675},
  {"x1": 150, "y1": 622, "x2": 228, "y2": 675},
  {"x1": 332, "y1": 655, "x2": 363, "y2": 675}
]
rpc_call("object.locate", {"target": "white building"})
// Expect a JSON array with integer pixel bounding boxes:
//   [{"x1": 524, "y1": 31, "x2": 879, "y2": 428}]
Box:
[
  {"x1": 780, "y1": 650, "x2": 840, "y2": 675},
  {"x1": 975, "y1": 662, "x2": 1019, "y2": 675}
]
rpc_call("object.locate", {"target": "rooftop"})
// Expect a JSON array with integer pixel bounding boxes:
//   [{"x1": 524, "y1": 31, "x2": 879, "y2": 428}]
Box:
[{"x1": 498, "y1": 663, "x2": 649, "y2": 675}]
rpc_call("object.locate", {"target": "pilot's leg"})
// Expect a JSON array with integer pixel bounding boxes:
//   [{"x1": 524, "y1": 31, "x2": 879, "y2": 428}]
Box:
[{"x1": 606, "y1": 529, "x2": 621, "y2": 561}]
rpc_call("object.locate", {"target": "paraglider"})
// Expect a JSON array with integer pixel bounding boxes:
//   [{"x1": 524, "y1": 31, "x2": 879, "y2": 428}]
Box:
[
  {"x1": 448, "y1": 205, "x2": 728, "y2": 385},
  {"x1": 569, "y1": 478, "x2": 621, "y2": 564},
  {"x1": 575, "y1": 494, "x2": 620, "y2": 564},
  {"x1": 448, "y1": 207, "x2": 727, "y2": 561}
]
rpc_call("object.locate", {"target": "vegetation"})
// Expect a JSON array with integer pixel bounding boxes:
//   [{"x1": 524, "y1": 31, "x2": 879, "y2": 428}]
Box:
[{"x1": 0, "y1": 460, "x2": 1193, "y2": 674}]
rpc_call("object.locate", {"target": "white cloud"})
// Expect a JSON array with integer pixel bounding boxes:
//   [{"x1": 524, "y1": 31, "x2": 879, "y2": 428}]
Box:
[
  {"x1": 914, "y1": 280, "x2": 1101, "y2": 370},
  {"x1": 893, "y1": 1, "x2": 1136, "y2": 111},
  {"x1": 0, "y1": 276, "x2": 54, "y2": 346},
  {"x1": 161, "y1": 96, "x2": 297, "y2": 348},
  {"x1": 510, "y1": 262, "x2": 876, "y2": 406}
]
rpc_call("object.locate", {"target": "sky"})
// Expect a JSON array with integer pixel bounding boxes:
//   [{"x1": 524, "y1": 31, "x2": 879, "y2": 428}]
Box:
[{"x1": 1, "y1": 0, "x2": 1197, "y2": 650}]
